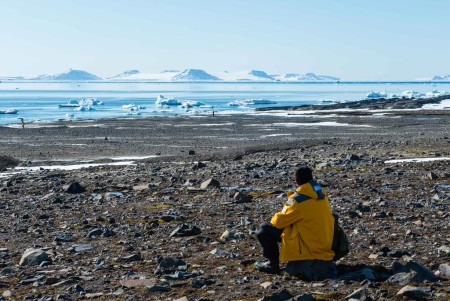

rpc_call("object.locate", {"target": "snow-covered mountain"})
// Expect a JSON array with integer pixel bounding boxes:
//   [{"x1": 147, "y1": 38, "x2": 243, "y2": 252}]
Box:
[
  {"x1": 34, "y1": 69, "x2": 102, "y2": 80},
  {"x1": 2, "y1": 68, "x2": 340, "y2": 82},
  {"x1": 109, "y1": 69, "x2": 140, "y2": 79},
  {"x1": 172, "y1": 69, "x2": 220, "y2": 81},
  {"x1": 210, "y1": 70, "x2": 275, "y2": 81},
  {"x1": 277, "y1": 72, "x2": 340, "y2": 81},
  {"x1": 432, "y1": 74, "x2": 450, "y2": 81}
]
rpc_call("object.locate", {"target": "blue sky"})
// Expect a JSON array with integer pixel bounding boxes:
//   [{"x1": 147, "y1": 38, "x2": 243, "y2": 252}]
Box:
[{"x1": 0, "y1": 0, "x2": 449, "y2": 80}]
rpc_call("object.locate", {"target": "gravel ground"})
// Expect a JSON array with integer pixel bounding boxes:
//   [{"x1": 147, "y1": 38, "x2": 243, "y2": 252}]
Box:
[{"x1": 0, "y1": 110, "x2": 449, "y2": 300}]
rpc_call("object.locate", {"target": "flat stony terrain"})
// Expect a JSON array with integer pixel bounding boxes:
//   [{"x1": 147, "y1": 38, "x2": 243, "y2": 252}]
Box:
[{"x1": 0, "y1": 109, "x2": 449, "y2": 300}]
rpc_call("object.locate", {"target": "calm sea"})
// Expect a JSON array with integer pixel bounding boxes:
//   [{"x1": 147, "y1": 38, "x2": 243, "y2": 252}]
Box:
[{"x1": 0, "y1": 81, "x2": 449, "y2": 125}]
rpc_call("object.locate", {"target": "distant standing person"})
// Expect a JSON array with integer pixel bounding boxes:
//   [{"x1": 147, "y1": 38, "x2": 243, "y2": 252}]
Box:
[
  {"x1": 19, "y1": 118, "x2": 25, "y2": 129},
  {"x1": 256, "y1": 167, "x2": 337, "y2": 280}
]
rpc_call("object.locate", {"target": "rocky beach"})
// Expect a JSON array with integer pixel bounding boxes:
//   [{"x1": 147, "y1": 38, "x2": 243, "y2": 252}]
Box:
[{"x1": 0, "y1": 105, "x2": 449, "y2": 300}]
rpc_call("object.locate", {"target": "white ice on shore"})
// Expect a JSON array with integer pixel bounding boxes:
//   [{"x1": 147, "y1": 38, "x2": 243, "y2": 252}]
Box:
[
  {"x1": 401, "y1": 90, "x2": 425, "y2": 98},
  {"x1": 227, "y1": 99, "x2": 277, "y2": 106},
  {"x1": 14, "y1": 161, "x2": 136, "y2": 172},
  {"x1": 422, "y1": 99, "x2": 450, "y2": 109},
  {"x1": 425, "y1": 90, "x2": 448, "y2": 97},
  {"x1": 385, "y1": 157, "x2": 450, "y2": 163}
]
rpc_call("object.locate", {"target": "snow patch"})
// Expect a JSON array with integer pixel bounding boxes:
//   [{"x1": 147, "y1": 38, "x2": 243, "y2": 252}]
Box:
[{"x1": 385, "y1": 157, "x2": 450, "y2": 163}]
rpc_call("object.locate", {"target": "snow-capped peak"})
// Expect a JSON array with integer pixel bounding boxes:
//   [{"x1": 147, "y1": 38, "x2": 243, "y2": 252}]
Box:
[
  {"x1": 33, "y1": 69, "x2": 102, "y2": 80},
  {"x1": 171, "y1": 69, "x2": 220, "y2": 81}
]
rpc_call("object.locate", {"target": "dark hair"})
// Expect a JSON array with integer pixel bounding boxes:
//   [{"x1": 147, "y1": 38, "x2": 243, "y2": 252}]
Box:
[{"x1": 295, "y1": 167, "x2": 313, "y2": 185}]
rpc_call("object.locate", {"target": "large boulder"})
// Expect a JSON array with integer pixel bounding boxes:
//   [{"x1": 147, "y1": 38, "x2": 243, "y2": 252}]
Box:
[
  {"x1": 19, "y1": 248, "x2": 51, "y2": 266},
  {"x1": 392, "y1": 261, "x2": 438, "y2": 283},
  {"x1": 63, "y1": 182, "x2": 86, "y2": 194},
  {"x1": 0, "y1": 156, "x2": 19, "y2": 171},
  {"x1": 200, "y1": 178, "x2": 220, "y2": 189}
]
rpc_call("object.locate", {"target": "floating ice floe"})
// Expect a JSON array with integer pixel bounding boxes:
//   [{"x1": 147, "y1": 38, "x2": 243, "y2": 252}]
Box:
[
  {"x1": 58, "y1": 99, "x2": 80, "y2": 108},
  {"x1": 156, "y1": 95, "x2": 182, "y2": 106},
  {"x1": 121, "y1": 104, "x2": 145, "y2": 111},
  {"x1": 181, "y1": 100, "x2": 205, "y2": 108},
  {"x1": 58, "y1": 98, "x2": 103, "y2": 108},
  {"x1": 365, "y1": 91, "x2": 387, "y2": 99},
  {"x1": 227, "y1": 99, "x2": 277, "y2": 106},
  {"x1": 0, "y1": 108, "x2": 18, "y2": 114},
  {"x1": 75, "y1": 105, "x2": 95, "y2": 111},
  {"x1": 401, "y1": 90, "x2": 425, "y2": 98},
  {"x1": 79, "y1": 97, "x2": 103, "y2": 106}
]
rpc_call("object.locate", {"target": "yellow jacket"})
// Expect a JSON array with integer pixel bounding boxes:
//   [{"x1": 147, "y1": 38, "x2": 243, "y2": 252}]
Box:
[{"x1": 270, "y1": 181, "x2": 335, "y2": 262}]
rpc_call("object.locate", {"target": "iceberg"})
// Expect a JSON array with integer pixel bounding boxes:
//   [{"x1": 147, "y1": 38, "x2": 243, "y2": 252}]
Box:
[
  {"x1": 59, "y1": 98, "x2": 103, "y2": 108},
  {"x1": 79, "y1": 98, "x2": 103, "y2": 106},
  {"x1": 75, "y1": 105, "x2": 95, "y2": 111},
  {"x1": 401, "y1": 90, "x2": 425, "y2": 99},
  {"x1": 121, "y1": 104, "x2": 145, "y2": 111},
  {"x1": 181, "y1": 100, "x2": 205, "y2": 108},
  {"x1": 0, "y1": 108, "x2": 18, "y2": 114},
  {"x1": 156, "y1": 95, "x2": 182, "y2": 106},
  {"x1": 365, "y1": 91, "x2": 387, "y2": 99},
  {"x1": 58, "y1": 99, "x2": 80, "y2": 108}
]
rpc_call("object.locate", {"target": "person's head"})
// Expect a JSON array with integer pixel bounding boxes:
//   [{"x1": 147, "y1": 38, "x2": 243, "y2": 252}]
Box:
[{"x1": 294, "y1": 167, "x2": 313, "y2": 186}]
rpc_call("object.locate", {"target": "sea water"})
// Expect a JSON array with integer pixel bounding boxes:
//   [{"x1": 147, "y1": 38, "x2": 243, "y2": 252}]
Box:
[{"x1": 0, "y1": 81, "x2": 449, "y2": 125}]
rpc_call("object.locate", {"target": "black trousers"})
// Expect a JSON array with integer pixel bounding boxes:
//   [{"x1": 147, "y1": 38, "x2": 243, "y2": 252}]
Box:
[{"x1": 256, "y1": 222, "x2": 283, "y2": 264}]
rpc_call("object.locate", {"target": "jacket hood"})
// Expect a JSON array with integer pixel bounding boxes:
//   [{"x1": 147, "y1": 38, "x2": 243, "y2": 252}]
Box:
[{"x1": 296, "y1": 180, "x2": 324, "y2": 200}]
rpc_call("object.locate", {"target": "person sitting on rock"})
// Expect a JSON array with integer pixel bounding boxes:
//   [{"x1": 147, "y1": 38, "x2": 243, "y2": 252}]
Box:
[{"x1": 256, "y1": 167, "x2": 337, "y2": 280}]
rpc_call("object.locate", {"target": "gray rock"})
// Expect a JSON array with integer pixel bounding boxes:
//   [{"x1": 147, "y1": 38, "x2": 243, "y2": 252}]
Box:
[
  {"x1": 68, "y1": 244, "x2": 94, "y2": 253},
  {"x1": 258, "y1": 289, "x2": 293, "y2": 301},
  {"x1": 287, "y1": 294, "x2": 315, "y2": 301},
  {"x1": 147, "y1": 283, "x2": 170, "y2": 292},
  {"x1": 170, "y1": 224, "x2": 201, "y2": 237},
  {"x1": 438, "y1": 263, "x2": 450, "y2": 277},
  {"x1": 0, "y1": 155, "x2": 19, "y2": 170},
  {"x1": 438, "y1": 245, "x2": 450, "y2": 255},
  {"x1": 426, "y1": 172, "x2": 438, "y2": 180},
  {"x1": 19, "y1": 248, "x2": 51, "y2": 266},
  {"x1": 339, "y1": 267, "x2": 377, "y2": 282},
  {"x1": 388, "y1": 271, "x2": 418, "y2": 285},
  {"x1": 233, "y1": 191, "x2": 253, "y2": 203},
  {"x1": 345, "y1": 287, "x2": 367, "y2": 300},
  {"x1": 396, "y1": 285, "x2": 431, "y2": 300},
  {"x1": 191, "y1": 278, "x2": 215, "y2": 288},
  {"x1": 154, "y1": 257, "x2": 188, "y2": 274},
  {"x1": 200, "y1": 178, "x2": 220, "y2": 189},
  {"x1": 0, "y1": 267, "x2": 14, "y2": 276},
  {"x1": 160, "y1": 215, "x2": 185, "y2": 222},
  {"x1": 87, "y1": 228, "x2": 103, "y2": 238},
  {"x1": 63, "y1": 182, "x2": 86, "y2": 194},
  {"x1": 346, "y1": 154, "x2": 361, "y2": 161},
  {"x1": 117, "y1": 254, "x2": 142, "y2": 263},
  {"x1": 220, "y1": 229, "x2": 244, "y2": 241},
  {"x1": 392, "y1": 261, "x2": 438, "y2": 283}
]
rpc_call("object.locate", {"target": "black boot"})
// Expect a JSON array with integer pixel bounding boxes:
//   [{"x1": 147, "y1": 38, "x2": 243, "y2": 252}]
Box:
[{"x1": 255, "y1": 260, "x2": 281, "y2": 274}]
